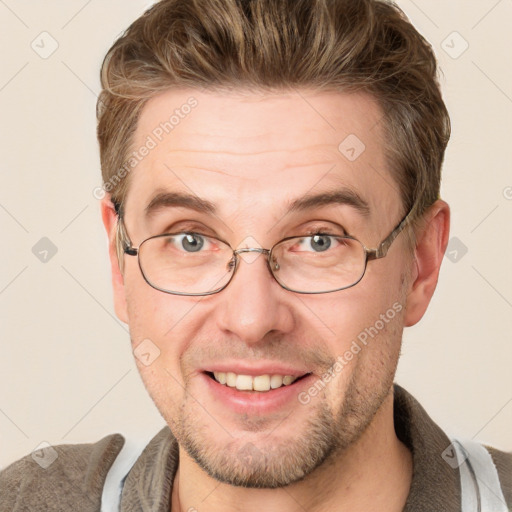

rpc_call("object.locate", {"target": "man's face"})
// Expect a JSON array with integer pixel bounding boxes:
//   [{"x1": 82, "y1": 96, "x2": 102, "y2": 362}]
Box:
[{"x1": 115, "y1": 88, "x2": 412, "y2": 487}]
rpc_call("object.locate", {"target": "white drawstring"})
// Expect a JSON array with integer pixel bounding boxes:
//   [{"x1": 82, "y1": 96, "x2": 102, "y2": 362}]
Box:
[
  {"x1": 453, "y1": 439, "x2": 508, "y2": 512},
  {"x1": 101, "y1": 435, "x2": 153, "y2": 512}
]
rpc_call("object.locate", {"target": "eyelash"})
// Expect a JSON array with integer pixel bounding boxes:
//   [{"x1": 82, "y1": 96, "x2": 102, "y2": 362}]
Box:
[
  {"x1": 161, "y1": 222, "x2": 212, "y2": 236},
  {"x1": 303, "y1": 225, "x2": 347, "y2": 237}
]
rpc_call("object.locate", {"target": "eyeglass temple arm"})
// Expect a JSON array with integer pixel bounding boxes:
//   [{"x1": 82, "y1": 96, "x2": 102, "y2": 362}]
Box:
[
  {"x1": 366, "y1": 210, "x2": 412, "y2": 261},
  {"x1": 124, "y1": 246, "x2": 138, "y2": 256},
  {"x1": 113, "y1": 207, "x2": 139, "y2": 256},
  {"x1": 113, "y1": 198, "x2": 414, "y2": 261}
]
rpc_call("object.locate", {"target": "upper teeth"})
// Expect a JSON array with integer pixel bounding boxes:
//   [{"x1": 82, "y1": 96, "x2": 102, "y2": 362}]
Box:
[{"x1": 213, "y1": 372, "x2": 299, "y2": 392}]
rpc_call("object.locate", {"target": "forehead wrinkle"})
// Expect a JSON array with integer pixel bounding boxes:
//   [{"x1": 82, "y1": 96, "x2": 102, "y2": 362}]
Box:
[
  {"x1": 153, "y1": 146, "x2": 345, "y2": 180},
  {"x1": 159, "y1": 142, "x2": 340, "y2": 160}
]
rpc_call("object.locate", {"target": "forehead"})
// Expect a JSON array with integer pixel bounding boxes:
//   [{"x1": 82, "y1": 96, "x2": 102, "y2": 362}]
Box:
[{"x1": 124, "y1": 88, "x2": 400, "y2": 235}]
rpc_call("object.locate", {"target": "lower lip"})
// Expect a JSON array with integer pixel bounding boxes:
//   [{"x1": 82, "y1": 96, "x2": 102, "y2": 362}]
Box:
[{"x1": 201, "y1": 372, "x2": 316, "y2": 415}]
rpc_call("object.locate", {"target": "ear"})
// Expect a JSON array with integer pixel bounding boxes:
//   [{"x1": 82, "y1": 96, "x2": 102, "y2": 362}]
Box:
[
  {"x1": 404, "y1": 199, "x2": 450, "y2": 327},
  {"x1": 100, "y1": 194, "x2": 129, "y2": 324}
]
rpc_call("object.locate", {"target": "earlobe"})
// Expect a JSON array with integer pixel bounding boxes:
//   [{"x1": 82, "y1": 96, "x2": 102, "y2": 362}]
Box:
[
  {"x1": 100, "y1": 194, "x2": 129, "y2": 324},
  {"x1": 403, "y1": 199, "x2": 450, "y2": 327}
]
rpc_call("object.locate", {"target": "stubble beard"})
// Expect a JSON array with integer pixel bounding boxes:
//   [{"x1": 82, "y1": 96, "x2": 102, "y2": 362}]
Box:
[
  {"x1": 168, "y1": 348, "x2": 399, "y2": 489},
  {"x1": 148, "y1": 283, "x2": 407, "y2": 489}
]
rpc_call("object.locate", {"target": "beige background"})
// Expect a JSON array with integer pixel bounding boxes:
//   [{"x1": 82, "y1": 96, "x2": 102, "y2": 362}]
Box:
[{"x1": 1, "y1": 0, "x2": 511, "y2": 469}]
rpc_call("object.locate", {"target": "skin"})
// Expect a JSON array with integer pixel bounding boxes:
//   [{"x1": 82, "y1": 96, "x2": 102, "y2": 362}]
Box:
[{"x1": 101, "y1": 88, "x2": 450, "y2": 511}]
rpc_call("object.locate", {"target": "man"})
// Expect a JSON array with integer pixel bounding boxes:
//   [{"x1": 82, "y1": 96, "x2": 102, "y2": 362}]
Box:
[{"x1": 1, "y1": 0, "x2": 510, "y2": 510}]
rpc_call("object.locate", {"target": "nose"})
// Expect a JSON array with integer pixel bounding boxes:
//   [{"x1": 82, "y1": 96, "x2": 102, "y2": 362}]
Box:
[{"x1": 215, "y1": 250, "x2": 295, "y2": 344}]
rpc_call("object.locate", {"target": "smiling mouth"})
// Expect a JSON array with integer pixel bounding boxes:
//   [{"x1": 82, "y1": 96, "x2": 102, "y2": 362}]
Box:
[{"x1": 205, "y1": 371, "x2": 311, "y2": 392}]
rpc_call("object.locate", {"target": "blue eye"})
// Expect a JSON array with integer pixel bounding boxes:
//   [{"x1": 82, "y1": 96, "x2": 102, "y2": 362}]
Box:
[
  {"x1": 309, "y1": 235, "x2": 332, "y2": 252},
  {"x1": 180, "y1": 233, "x2": 204, "y2": 252},
  {"x1": 163, "y1": 233, "x2": 208, "y2": 253},
  {"x1": 293, "y1": 234, "x2": 337, "y2": 253}
]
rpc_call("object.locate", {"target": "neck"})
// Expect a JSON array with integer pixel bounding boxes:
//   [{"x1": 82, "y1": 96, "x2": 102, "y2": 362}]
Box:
[{"x1": 171, "y1": 392, "x2": 412, "y2": 512}]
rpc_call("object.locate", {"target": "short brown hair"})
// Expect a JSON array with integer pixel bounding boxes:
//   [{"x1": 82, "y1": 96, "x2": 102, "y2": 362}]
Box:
[{"x1": 97, "y1": 0, "x2": 450, "y2": 231}]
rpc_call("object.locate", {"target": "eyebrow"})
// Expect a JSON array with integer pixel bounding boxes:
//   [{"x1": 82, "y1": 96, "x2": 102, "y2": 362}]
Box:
[
  {"x1": 145, "y1": 191, "x2": 217, "y2": 218},
  {"x1": 144, "y1": 187, "x2": 370, "y2": 219},
  {"x1": 288, "y1": 188, "x2": 371, "y2": 217}
]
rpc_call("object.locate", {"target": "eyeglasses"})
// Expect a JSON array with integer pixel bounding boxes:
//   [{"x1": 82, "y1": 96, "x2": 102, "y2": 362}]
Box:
[{"x1": 117, "y1": 208, "x2": 412, "y2": 296}]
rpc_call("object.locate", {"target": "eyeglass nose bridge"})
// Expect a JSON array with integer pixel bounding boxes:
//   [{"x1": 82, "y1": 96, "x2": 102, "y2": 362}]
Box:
[{"x1": 232, "y1": 247, "x2": 280, "y2": 271}]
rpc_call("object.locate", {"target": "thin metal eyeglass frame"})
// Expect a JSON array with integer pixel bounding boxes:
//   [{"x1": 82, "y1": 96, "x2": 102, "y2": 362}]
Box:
[{"x1": 117, "y1": 206, "x2": 413, "y2": 296}]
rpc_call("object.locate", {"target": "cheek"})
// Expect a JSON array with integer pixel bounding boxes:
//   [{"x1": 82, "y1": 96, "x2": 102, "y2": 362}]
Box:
[
  {"x1": 123, "y1": 264, "x2": 186, "y2": 339},
  {"x1": 123, "y1": 270, "x2": 209, "y2": 379},
  {"x1": 135, "y1": 361, "x2": 184, "y2": 433},
  {"x1": 304, "y1": 271, "x2": 406, "y2": 385},
  {"x1": 313, "y1": 298, "x2": 404, "y2": 410},
  {"x1": 303, "y1": 286, "x2": 401, "y2": 349},
  {"x1": 126, "y1": 297, "x2": 191, "y2": 416}
]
